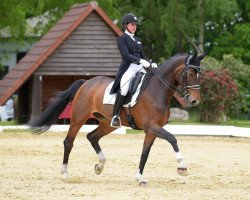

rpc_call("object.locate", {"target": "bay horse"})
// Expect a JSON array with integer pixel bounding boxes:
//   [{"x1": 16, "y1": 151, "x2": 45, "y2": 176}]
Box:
[{"x1": 30, "y1": 53, "x2": 206, "y2": 185}]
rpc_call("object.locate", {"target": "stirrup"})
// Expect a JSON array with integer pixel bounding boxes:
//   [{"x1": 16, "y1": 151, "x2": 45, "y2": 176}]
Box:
[{"x1": 110, "y1": 115, "x2": 121, "y2": 128}]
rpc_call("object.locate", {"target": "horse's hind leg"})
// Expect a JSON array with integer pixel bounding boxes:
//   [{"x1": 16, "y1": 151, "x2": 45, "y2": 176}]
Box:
[
  {"x1": 87, "y1": 120, "x2": 116, "y2": 175},
  {"x1": 61, "y1": 121, "x2": 85, "y2": 179},
  {"x1": 61, "y1": 97, "x2": 91, "y2": 179}
]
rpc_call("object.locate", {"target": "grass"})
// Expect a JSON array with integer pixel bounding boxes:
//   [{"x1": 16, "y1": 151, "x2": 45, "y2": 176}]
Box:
[
  {"x1": 0, "y1": 120, "x2": 18, "y2": 126},
  {"x1": 219, "y1": 120, "x2": 250, "y2": 127},
  {"x1": 184, "y1": 110, "x2": 250, "y2": 127},
  {"x1": 126, "y1": 129, "x2": 144, "y2": 134},
  {"x1": 169, "y1": 120, "x2": 250, "y2": 127}
]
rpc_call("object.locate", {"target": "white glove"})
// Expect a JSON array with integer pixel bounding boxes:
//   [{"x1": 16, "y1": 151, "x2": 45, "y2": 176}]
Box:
[
  {"x1": 151, "y1": 63, "x2": 158, "y2": 68},
  {"x1": 139, "y1": 59, "x2": 150, "y2": 68}
]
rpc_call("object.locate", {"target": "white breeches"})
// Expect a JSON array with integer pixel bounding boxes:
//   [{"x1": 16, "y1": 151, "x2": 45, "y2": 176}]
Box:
[{"x1": 120, "y1": 63, "x2": 146, "y2": 96}]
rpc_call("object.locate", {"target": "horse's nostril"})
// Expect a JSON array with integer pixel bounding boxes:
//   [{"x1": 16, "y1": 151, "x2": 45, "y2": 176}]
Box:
[{"x1": 191, "y1": 100, "x2": 199, "y2": 106}]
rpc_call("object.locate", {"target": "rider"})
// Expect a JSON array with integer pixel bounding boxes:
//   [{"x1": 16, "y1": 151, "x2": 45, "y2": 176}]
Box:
[{"x1": 110, "y1": 13, "x2": 157, "y2": 128}]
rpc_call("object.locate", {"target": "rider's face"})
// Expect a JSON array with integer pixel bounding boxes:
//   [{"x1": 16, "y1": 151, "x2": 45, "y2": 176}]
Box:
[{"x1": 126, "y1": 22, "x2": 137, "y2": 34}]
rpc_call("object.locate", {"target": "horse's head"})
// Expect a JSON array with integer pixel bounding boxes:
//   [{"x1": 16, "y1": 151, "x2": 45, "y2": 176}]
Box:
[{"x1": 175, "y1": 53, "x2": 206, "y2": 107}]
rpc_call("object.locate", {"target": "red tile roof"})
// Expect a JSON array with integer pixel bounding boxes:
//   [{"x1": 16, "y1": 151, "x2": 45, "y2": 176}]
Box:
[{"x1": 0, "y1": 1, "x2": 122, "y2": 105}]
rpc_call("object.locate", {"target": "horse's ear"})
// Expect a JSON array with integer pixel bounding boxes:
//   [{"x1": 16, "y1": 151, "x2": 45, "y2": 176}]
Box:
[
  {"x1": 191, "y1": 52, "x2": 197, "y2": 61},
  {"x1": 193, "y1": 52, "x2": 197, "y2": 58},
  {"x1": 197, "y1": 53, "x2": 207, "y2": 61},
  {"x1": 190, "y1": 52, "x2": 197, "y2": 63}
]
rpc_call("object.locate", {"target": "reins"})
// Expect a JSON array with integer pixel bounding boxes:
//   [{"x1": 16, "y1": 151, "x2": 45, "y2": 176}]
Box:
[{"x1": 147, "y1": 67, "x2": 183, "y2": 97}]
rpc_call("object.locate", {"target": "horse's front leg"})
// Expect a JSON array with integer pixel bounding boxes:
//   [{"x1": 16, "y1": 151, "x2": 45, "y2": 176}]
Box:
[
  {"x1": 149, "y1": 125, "x2": 187, "y2": 176},
  {"x1": 136, "y1": 132, "x2": 156, "y2": 186}
]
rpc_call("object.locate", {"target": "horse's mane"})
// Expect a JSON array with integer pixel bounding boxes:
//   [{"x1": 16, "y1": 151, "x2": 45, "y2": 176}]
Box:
[{"x1": 159, "y1": 53, "x2": 188, "y2": 68}]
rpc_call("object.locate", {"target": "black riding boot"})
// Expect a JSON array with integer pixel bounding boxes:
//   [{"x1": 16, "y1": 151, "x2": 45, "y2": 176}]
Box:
[{"x1": 110, "y1": 93, "x2": 125, "y2": 128}]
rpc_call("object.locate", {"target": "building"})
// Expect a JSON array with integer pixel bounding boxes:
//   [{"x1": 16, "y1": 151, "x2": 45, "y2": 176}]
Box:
[{"x1": 0, "y1": 1, "x2": 122, "y2": 123}]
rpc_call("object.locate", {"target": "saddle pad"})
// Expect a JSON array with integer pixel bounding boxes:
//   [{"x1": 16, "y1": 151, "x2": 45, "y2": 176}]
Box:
[{"x1": 103, "y1": 74, "x2": 146, "y2": 107}]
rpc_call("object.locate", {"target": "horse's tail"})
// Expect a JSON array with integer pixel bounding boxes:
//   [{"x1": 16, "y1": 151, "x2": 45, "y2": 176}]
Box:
[{"x1": 29, "y1": 79, "x2": 86, "y2": 133}]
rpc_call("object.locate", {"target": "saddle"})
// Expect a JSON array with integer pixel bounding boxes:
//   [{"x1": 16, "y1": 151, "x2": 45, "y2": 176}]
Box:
[
  {"x1": 103, "y1": 71, "x2": 153, "y2": 130},
  {"x1": 124, "y1": 72, "x2": 145, "y2": 104},
  {"x1": 124, "y1": 71, "x2": 153, "y2": 130}
]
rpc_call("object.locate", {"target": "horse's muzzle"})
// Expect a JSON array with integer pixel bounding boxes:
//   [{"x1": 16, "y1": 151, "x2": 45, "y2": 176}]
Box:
[{"x1": 185, "y1": 94, "x2": 200, "y2": 107}]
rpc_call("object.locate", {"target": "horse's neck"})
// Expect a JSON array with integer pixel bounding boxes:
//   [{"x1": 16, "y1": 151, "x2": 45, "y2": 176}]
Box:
[
  {"x1": 145, "y1": 57, "x2": 185, "y2": 111},
  {"x1": 147, "y1": 66, "x2": 177, "y2": 107}
]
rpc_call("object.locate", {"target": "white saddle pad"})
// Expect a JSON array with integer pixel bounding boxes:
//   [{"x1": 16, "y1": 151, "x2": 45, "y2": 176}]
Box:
[{"x1": 103, "y1": 74, "x2": 146, "y2": 107}]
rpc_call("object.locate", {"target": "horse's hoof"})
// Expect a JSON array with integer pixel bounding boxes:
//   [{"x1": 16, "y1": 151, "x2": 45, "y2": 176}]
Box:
[
  {"x1": 94, "y1": 164, "x2": 103, "y2": 175},
  {"x1": 139, "y1": 181, "x2": 147, "y2": 186},
  {"x1": 177, "y1": 167, "x2": 188, "y2": 176}
]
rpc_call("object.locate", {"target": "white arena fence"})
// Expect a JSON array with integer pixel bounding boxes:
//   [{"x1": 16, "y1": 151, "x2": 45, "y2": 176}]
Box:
[{"x1": 0, "y1": 124, "x2": 249, "y2": 137}]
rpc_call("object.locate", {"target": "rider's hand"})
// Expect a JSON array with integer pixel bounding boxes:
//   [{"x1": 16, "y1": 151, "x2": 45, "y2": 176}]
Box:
[
  {"x1": 151, "y1": 63, "x2": 158, "y2": 68},
  {"x1": 139, "y1": 59, "x2": 150, "y2": 68}
]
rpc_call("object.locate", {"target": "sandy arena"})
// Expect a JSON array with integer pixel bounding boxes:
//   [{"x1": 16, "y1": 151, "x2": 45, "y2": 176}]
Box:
[{"x1": 0, "y1": 131, "x2": 249, "y2": 200}]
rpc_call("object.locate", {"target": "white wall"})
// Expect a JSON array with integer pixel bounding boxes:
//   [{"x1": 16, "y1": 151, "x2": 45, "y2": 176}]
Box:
[{"x1": 0, "y1": 40, "x2": 36, "y2": 70}]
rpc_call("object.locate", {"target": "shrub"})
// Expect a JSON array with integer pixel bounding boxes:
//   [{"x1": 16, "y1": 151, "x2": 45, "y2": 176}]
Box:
[
  {"x1": 221, "y1": 55, "x2": 250, "y2": 112},
  {"x1": 221, "y1": 54, "x2": 250, "y2": 93},
  {"x1": 198, "y1": 68, "x2": 240, "y2": 123}
]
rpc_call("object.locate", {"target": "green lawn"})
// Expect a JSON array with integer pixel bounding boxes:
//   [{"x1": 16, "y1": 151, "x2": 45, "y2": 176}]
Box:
[
  {"x1": 163, "y1": 109, "x2": 249, "y2": 127},
  {"x1": 0, "y1": 120, "x2": 18, "y2": 126},
  {"x1": 169, "y1": 120, "x2": 250, "y2": 127}
]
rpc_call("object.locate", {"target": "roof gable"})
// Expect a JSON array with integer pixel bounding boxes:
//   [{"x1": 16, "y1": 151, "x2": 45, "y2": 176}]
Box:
[
  {"x1": 0, "y1": 1, "x2": 122, "y2": 105},
  {"x1": 36, "y1": 11, "x2": 121, "y2": 76}
]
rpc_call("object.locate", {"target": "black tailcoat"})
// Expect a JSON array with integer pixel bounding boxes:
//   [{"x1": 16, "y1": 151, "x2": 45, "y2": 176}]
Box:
[{"x1": 110, "y1": 33, "x2": 149, "y2": 94}]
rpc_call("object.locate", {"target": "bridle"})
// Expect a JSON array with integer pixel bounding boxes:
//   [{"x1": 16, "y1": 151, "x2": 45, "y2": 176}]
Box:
[
  {"x1": 179, "y1": 62, "x2": 202, "y2": 99},
  {"x1": 148, "y1": 55, "x2": 202, "y2": 99}
]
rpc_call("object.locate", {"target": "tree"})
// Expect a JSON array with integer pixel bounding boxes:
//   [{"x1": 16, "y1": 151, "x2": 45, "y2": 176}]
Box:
[
  {"x1": 0, "y1": 0, "x2": 120, "y2": 41},
  {"x1": 210, "y1": 24, "x2": 250, "y2": 64},
  {"x1": 161, "y1": 0, "x2": 192, "y2": 55},
  {"x1": 0, "y1": 0, "x2": 247, "y2": 65},
  {"x1": 161, "y1": 0, "x2": 240, "y2": 56},
  {"x1": 206, "y1": 0, "x2": 250, "y2": 65}
]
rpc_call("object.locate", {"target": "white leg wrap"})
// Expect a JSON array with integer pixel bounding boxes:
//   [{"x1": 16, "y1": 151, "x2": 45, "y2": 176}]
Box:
[
  {"x1": 94, "y1": 151, "x2": 106, "y2": 175},
  {"x1": 135, "y1": 169, "x2": 147, "y2": 184},
  {"x1": 176, "y1": 152, "x2": 186, "y2": 168},
  {"x1": 98, "y1": 151, "x2": 106, "y2": 162},
  {"x1": 61, "y1": 164, "x2": 68, "y2": 179},
  {"x1": 176, "y1": 152, "x2": 183, "y2": 161}
]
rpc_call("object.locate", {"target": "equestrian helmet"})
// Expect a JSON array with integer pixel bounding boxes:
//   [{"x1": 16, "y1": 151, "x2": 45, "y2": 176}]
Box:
[{"x1": 121, "y1": 13, "x2": 138, "y2": 25}]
